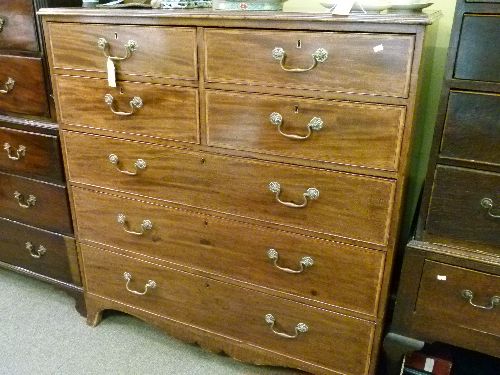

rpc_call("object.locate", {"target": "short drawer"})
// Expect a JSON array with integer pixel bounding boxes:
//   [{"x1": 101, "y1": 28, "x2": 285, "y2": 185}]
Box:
[
  {"x1": 0, "y1": 0, "x2": 38, "y2": 52},
  {"x1": 47, "y1": 23, "x2": 197, "y2": 82},
  {"x1": 204, "y1": 29, "x2": 414, "y2": 98},
  {"x1": 0, "y1": 55, "x2": 49, "y2": 117},
  {"x1": 440, "y1": 91, "x2": 500, "y2": 167},
  {"x1": 73, "y1": 187, "x2": 385, "y2": 317},
  {"x1": 206, "y1": 90, "x2": 406, "y2": 171},
  {"x1": 0, "y1": 126, "x2": 64, "y2": 183},
  {"x1": 82, "y1": 244, "x2": 374, "y2": 375},
  {"x1": 0, "y1": 172, "x2": 72, "y2": 235},
  {"x1": 455, "y1": 15, "x2": 500, "y2": 83},
  {"x1": 55, "y1": 75, "x2": 199, "y2": 144},
  {"x1": 0, "y1": 217, "x2": 76, "y2": 283},
  {"x1": 426, "y1": 166, "x2": 499, "y2": 251},
  {"x1": 64, "y1": 132, "x2": 395, "y2": 246}
]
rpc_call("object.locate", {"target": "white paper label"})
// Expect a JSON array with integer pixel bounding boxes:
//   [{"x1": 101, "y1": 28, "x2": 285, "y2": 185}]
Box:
[
  {"x1": 424, "y1": 358, "x2": 435, "y2": 372},
  {"x1": 107, "y1": 57, "x2": 117, "y2": 88},
  {"x1": 373, "y1": 44, "x2": 384, "y2": 53},
  {"x1": 437, "y1": 275, "x2": 447, "y2": 281},
  {"x1": 330, "y1": 1, "x2": 355, "y2": 15}
]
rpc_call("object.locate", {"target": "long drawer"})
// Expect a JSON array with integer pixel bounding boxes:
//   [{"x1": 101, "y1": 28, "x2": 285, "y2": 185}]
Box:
[
  {"x1": 206, "y1": 90, "x2": 405, "y2": 171},
  {"x1": 63, "y1": 132, "x2": 396, "y2": 246},
  {"x1": 0, "y1": 126, "x2": 64, "y2": 183},
  {"x1": 55, "y1": 75, "x2": 199, "y2": 144},
  {"x1": 204, "y1": 29, "x2": 414, "y2": 98},
  {"x1": 72, "y1": 187, "x2": 385, "y2": 317},
  {"x1": 81, "y1": 244, "x2": 375, "y2": 374},
  {"x1": 0, "y1": 172, "x2": 72, "y2": 235},
  {"x1": 0, "y1": 217, "x2": 76, "y2": 283},
  {"x1": 0, "y1": 0, "x2": 38, "y2": 52}
]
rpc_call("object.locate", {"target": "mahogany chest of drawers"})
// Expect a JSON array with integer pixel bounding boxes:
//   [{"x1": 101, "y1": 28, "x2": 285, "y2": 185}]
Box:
[{"x1": 41, "y1": 8, "x2": 438, "y2": 374}]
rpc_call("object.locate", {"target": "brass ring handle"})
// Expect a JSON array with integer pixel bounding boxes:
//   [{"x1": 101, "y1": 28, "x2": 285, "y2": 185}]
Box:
[
  {"x1": 267, "y1": 249, "x2": 314, "y2": 274},
  {"x1": 123, "y1": 272, "x2": 156, "y2": 296},
  {"x1": 3, "y1": 143, "x2": 26, "y2": 161},
  {"x1": 269, "y1": 182, "x2": 319, "y2": 208},
  {"x1": 25, "y1": 242, "x2": 47, "y2": 259},
  {"x1": 0, "y1": 17, "x2": 5, "y2": 32},
  {"x1": 461, "y1": 290, "x2": 500, "y2": 310},
  {"x1": 14, "y1": 191, "x2": 36, "y2": 209},
  {"x1": 108, "y1": 154, "x2": 147, "y2": 176},
  {"x1": 117, "y1": 213, "x2": 153, "y2": 236},
  {"x1": 272, "y1": 47, "x2": 328, "y2": 73},
  {"x1": 480, "y1": 198, "x2": 500, "y2": 219},
  {"x1": 104, "y1": 94, "x2": 143, "y2": 116},
  {"x1": 0, "y1": 77, "x2": 15, "y2": 94},
  {"x1": 269, "y1": 112, "x2": 324, "y2": 140},
  {"x1": 264, "y1": 314, "x2": 308, "y2": 339},
  {"x1": 97, "y1": 38, "x2": 137, "y2": 61}
]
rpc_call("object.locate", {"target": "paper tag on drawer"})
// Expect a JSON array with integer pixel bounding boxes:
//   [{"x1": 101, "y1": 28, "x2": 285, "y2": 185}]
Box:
[
  {"x1": 107, "y1": 57, "x2": 117, "y2": 88},
  {"x1": 329, "y1": 1, "x2": 355, "y2": 15}
]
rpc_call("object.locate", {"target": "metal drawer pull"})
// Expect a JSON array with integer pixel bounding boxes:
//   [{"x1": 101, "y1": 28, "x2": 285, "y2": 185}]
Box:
[
  {"x1": 269, "y1": 181, "x2": 319, "y2": 208},
  {"x1": 3, "y1": 143, "x2": 26, "y2": 160},
  {"x1": 123, "y1": 272, "x2": 156, "y2": 296},
  {"x1": 267, "y1": 248, "x2": 314, "y2": 274},
  {"x1": 14, "y1": 191, "x2": 36, "y2": 209},
  {"x1": 97, "y1": 38, "x2": 137, "y2": 61},
  {"x1": 272, "y1": 47, "x2": 328, "y2": 73},
  {"x1": 108, "y1": 154, "x2": 147, "y2": 176},
  {"x1": 0, "y1": 77, "x2": 15, "y2": 94},
  {"x1": 25, "y1": 242, "x2": 47, "y2": 259},
  {"x1": 104, "y1": 94, "x2": 143, "y2": 116},
  {"x1": 461, "y1": 290, "x2": 500, "y2": 310},
  {"x1": 117, "y1": 213, "x2": 153, "y2": 236},
  {"x1": 0, "y1": 17, "x2": 5, "y2": 32},
  {"x1": 269, "y1": 112, "x2": 324, "y2": 140},
  {"x1": 264, "y1": 314, "x2": 308, "y2": 339},
  {"x1": 480, "y1": 198, "x2": 500, "y2": 218}
]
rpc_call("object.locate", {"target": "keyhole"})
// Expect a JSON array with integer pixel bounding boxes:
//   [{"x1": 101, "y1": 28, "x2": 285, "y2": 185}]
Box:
[
  {"x1": 297, "y1": 40, "x2": 302, "y2": 49},
  {"x1": 114, "y1": 32, "x2": 118, "y2": 40},
  {"x1": 119, "y1": 87, "x2": 124, "y2": 94},
  {"x1": 294, "y1": 105, "x2": 300, "y2": 114}
]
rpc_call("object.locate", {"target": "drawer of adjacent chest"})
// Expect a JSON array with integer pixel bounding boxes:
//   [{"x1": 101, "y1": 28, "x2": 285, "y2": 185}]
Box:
[
  {"x1": 204, "y1": 29, "x2": 414, "y2": 98},
  {"x1": 0, "y1": 55, "x2": 49, "y2": 117},
  {"x1": 82, "y1": 244, "x2": 374, "y2": 375},
  {"x1": 0, "y1": 126, "x2": 64, "y2": 183},
  {"x1": 426, "y1": 165, "x2": 499, "y2": 252},
  {"x1": 47, "y1": 23, "x2": 197, "y2": 82},
  {"x1": 206, "y1": 90, "x2": 405, "y2": 171},
  {"x1": 0, "y1": 172, "x2": 72, "y2": 235},
  {"x1": 0, "y1": 217, "x2": 77, "y2": 284},
  {"x1": 55, "y1": 75, "x2": 199, "y2": 144},
  {"x1": 63, "y1": 132, "x2": 395, "y2": 246},
  {"x1": 0, "y1": 0, "x2": 38, "y2": 52}
]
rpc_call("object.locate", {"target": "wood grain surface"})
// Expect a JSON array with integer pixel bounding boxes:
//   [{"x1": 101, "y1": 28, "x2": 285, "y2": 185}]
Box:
[{"x1": 0, "y1": 0, "x2": 38, "y2": 52}]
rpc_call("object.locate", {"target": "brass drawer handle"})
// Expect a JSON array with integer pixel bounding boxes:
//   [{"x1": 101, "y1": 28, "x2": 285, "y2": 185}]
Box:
[
  {"x1": 267, "y1": 248, "x2": 314, "y2": 274},
  {"x1": 104, "y1": 94, "x2": 143, "y2": 116},
  {"x1": 481, "y1": 198, "x2": 500, "y2": 218},
  {"x1": 0, "y1": 17, "x2": 5, "y2": 32},
  {"x1": 0, "y1": 77, "x2": 15, "y2": 94},
  {"x1": 123, "y1": 272, "x2": 156, "y2": 296},
  {"x1": 3, "y1": 143, "x2": 26, "y2": 161},
  {"x1": 97, "y1": 38, "x2": 137, "y2": 61},
  {"x1": 14, "y1": 191, "x2": 36, "y2": 209},
  {"x1": 108, "y1": 154, "x2": 147, "y2": 176},
  {"x1": 264, "y1": 314, "x2": 308, "y2": 339},
  {"x1": 25, "y1": 242, "x2": 47, "y2": 259},
  {"x1": 272, "y1": 47, "x2": 328, "y2": 73},
  {"x1": 461, "y1": 290, "x2": 500, "y2": 310},
  {"x1": 269, "y1": 181, "x2": 319, "y2": 208},
  {"x1": 269, "y1": 112, "x2": 324, "y2": 140},
  {"x1": 117, "y1": 213, "x2": 153, "y2": 236}
]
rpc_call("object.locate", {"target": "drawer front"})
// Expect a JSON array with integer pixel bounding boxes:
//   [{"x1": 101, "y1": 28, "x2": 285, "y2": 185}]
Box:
[
  {"x1": 0, "y1": 217, "x2": 75, "y2": 283},
  {"x1": 204, "y1": 29, "x2": 414, "y2": 98},
  {"x1": 440, "y1": 91, "x2": 500, "y2": 167},
  {"x1": 73, "y1": 187, "x2": 385, "y2": 316},
  {"x1": 47, "y1": 23, "x2": 197, "y2": 81},
  {"x1": 0, "y1": 126, "x2": 64, "y2": 183},
  {"x1": 0, "y1": 172, "x2": 72, "y2": 235},
  {"x1": 82, "y1": 244, "x2": 374, "y2": 374},
  {"x1": 206, "y1": 90, "x2": 405, "y2": 171},
  {"x1": 0, "y1": 0, "x2": 38, "y2": 52},
  {"x1": 55, "y1": 75, "x2": 199, "y2": 144},
  {"x1": 426, "y1": 166, "x2": 499, "y2": 251},
  {"x1": 455, "y1": 15, "x2": 500, "y2": 83},
  {"x1": 0, "y1": 55, "x2": 49, "y2": 117},
  {"x1": 64, "y1": 132, "x2": 395, "y2": 246}
]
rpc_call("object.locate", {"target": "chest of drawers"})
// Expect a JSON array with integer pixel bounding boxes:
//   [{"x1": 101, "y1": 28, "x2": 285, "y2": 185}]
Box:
[{"x1": 41, "y1": 8, "x2": 438, "y2": 374}]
